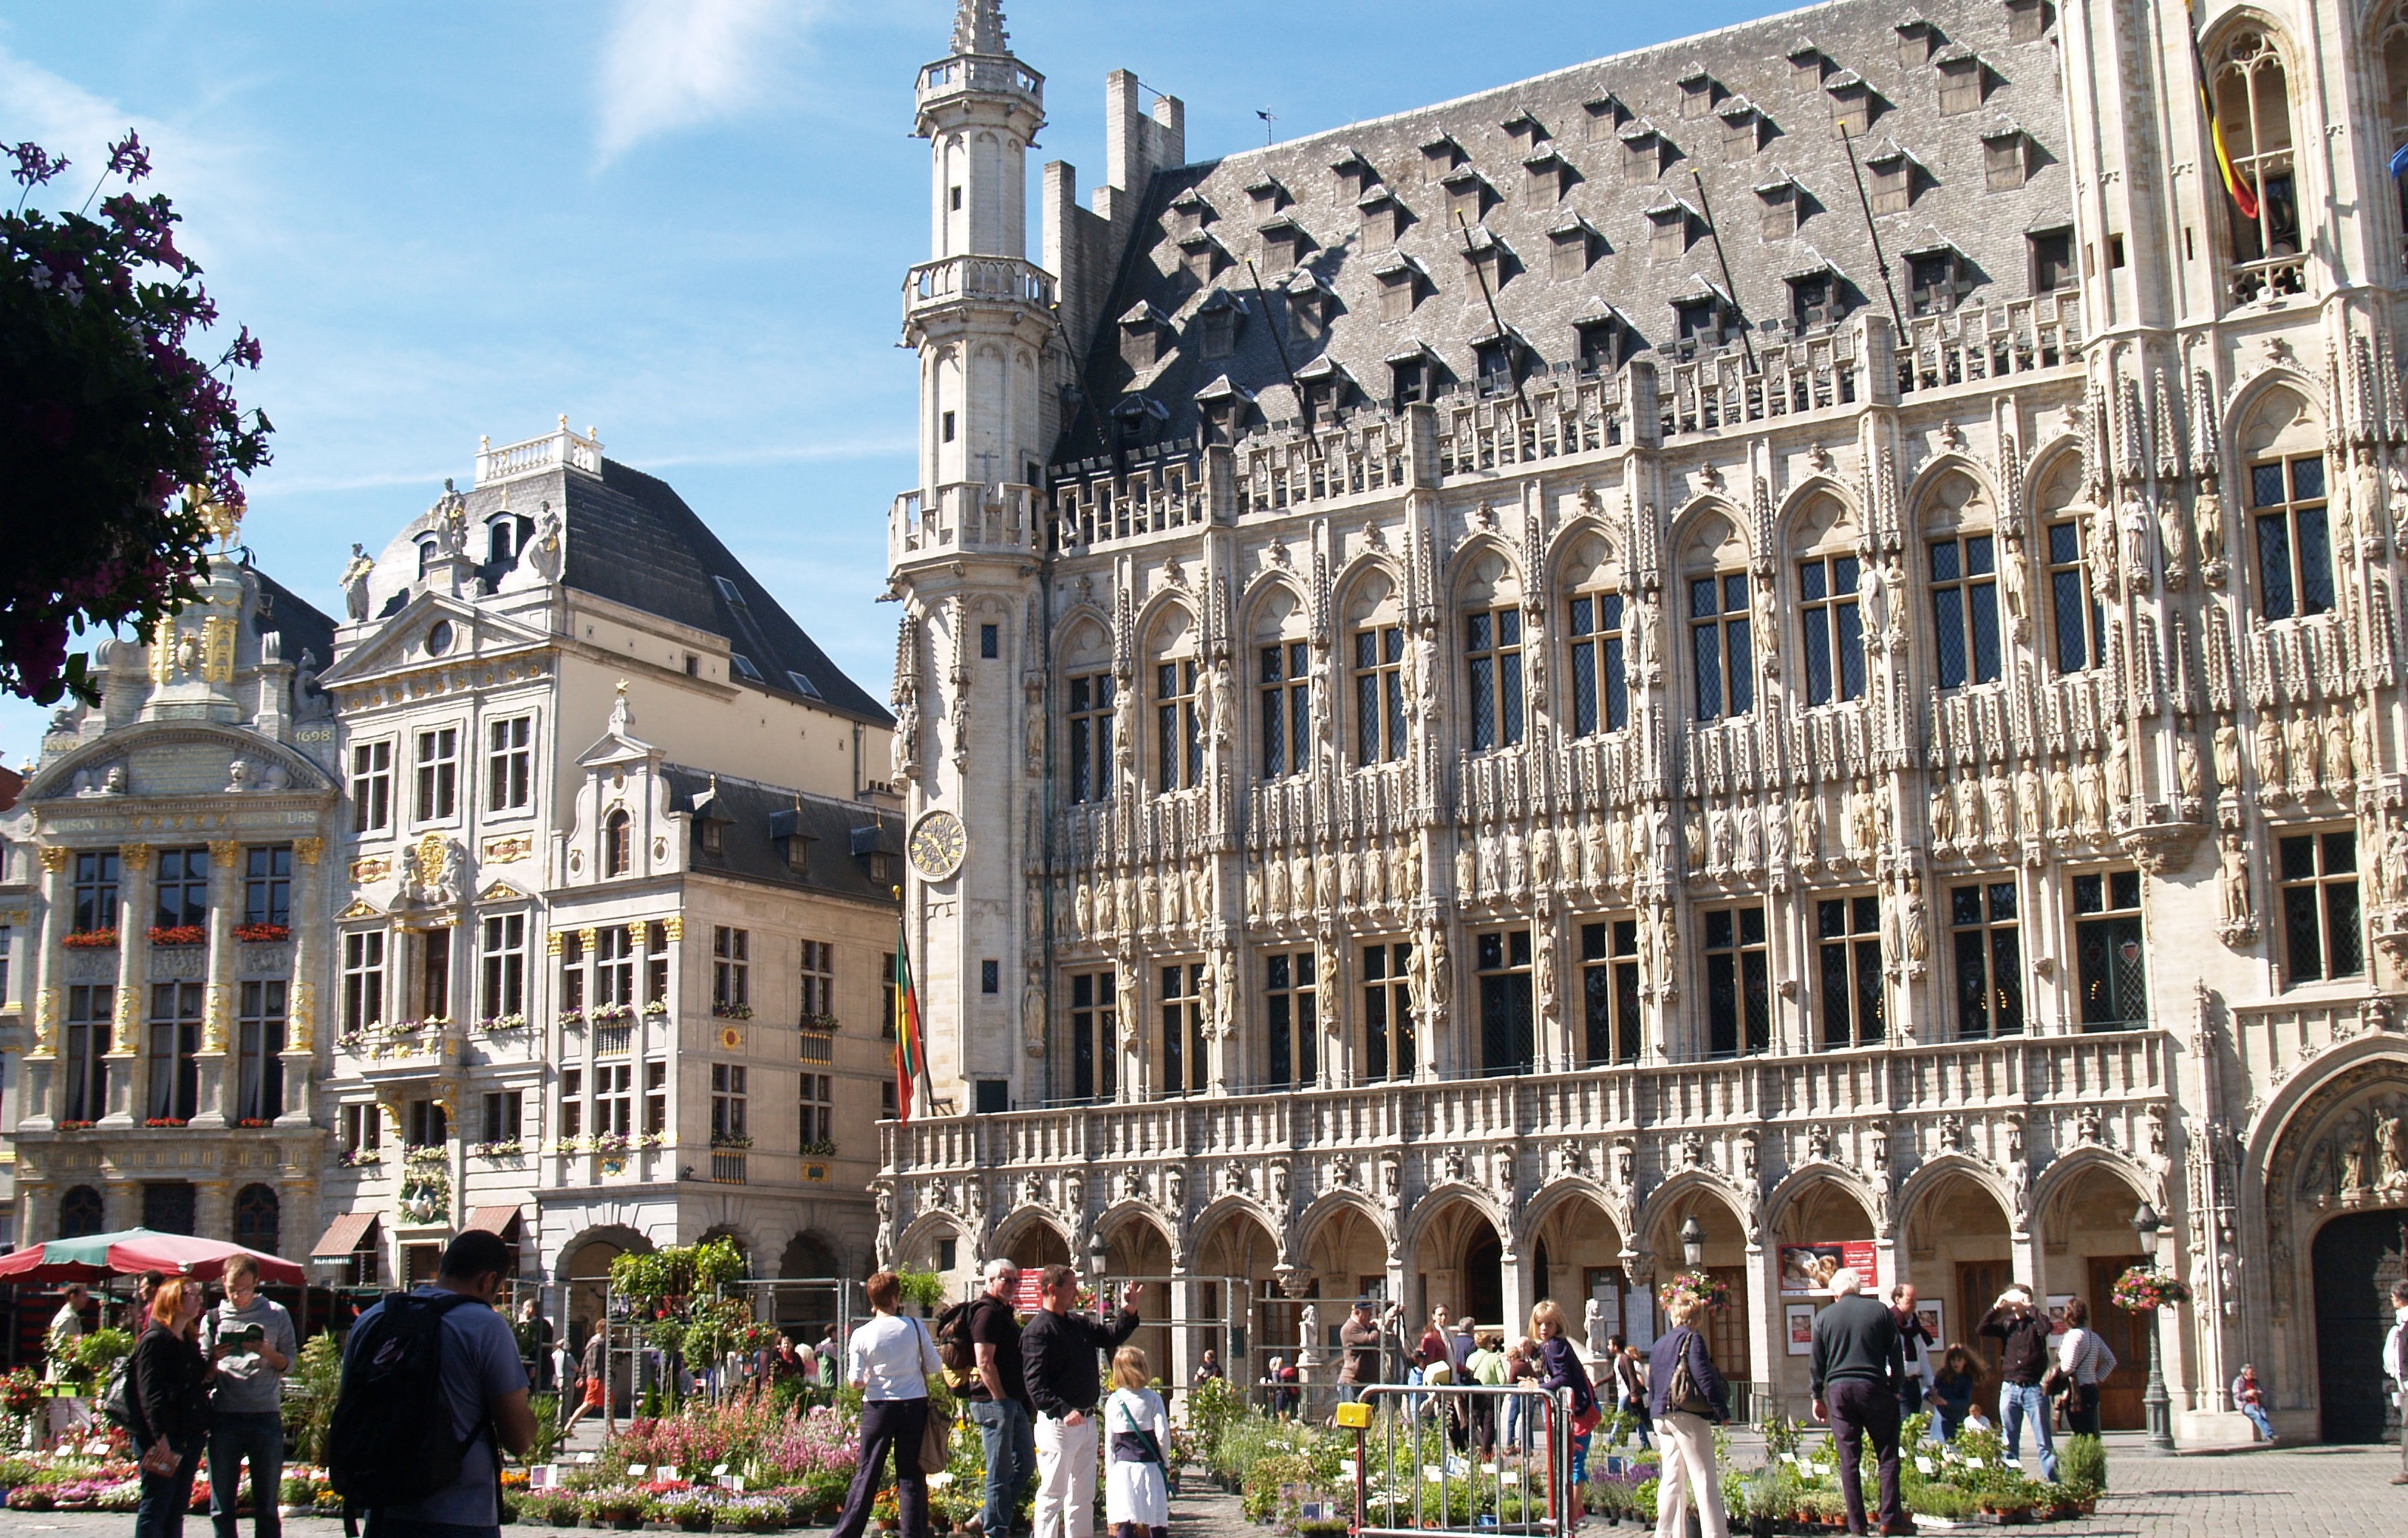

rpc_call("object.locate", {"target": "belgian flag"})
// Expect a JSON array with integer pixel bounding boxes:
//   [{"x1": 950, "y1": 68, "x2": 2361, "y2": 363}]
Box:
[
  {"x1": 893, "y1": 918, "x2": 926, "y2": 1123},
  {"x1": 2188, "y1": 0, "x2": 2260, "y2": 221}
]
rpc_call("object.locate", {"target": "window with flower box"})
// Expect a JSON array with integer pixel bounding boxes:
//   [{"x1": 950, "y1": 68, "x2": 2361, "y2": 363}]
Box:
[
  {"x1": 800, "y1": 1072, "x2": 834, "y2": 1150},
  {"x1": 234, "y1": 980, "x2": 286, "y2": 1123},
  {"x1": 407, "y1": 1098, "x2": 448, "y2": 1146},
  {"x1": 559, "y1": 930, "x2": 585, "y2": 1018},
  {"x1": 341, "y1": 1102, "x2": 381, "y2": 1157},
  {"x1": 64, "y1": 984, "x2": 110, "y2": 1124},
  {"x1": 711, "y1": 1064, "x2": 748, "y2": 1145},
  {"x1": 559, "y1": 1070, "x2": 582, "y2": 1140},
  {"x1": 713, "y1": 927, "x2": 750, "y2": 1016},
  {"x1": 419, "y1": 927, "x2": 451, "y2": 1022},
  {"x1": 644, "y1": 1061, "x2": 666, "y2": 1135},
  {"x1": 482, "y1": 1090, "x2": 523, "y2": 1146},
  {"x1": 72, "y1": 850, "x2": 120, "y2": 939},
  {"x1": 242, "y1": 845, "x2": 291, "y2": 933},
  {"x1": 146, "y1": 981, "x2": 202, "y2": 1123},
  {"x1": 597, "y1": 926, "x2": 635, "y2": 1011},
  {"x1": 153, "y1": 846, "x2": 209, "y2": 937},
  {"x1": 595, "y1": 1064, "x2": 632, "y2": 1137},
  {"x1": 644, "y1": 922, "x2": 669, "y2": 1007},
  {"x1": 480, "y1": 913, "x2": 525, "y2": 1022},
  {"x1": 343, "y1": 931, "x2": 386, "y2": 1032},
  {"x1": 799, "y1": 940, "x2": 835, "y2": 1024}
]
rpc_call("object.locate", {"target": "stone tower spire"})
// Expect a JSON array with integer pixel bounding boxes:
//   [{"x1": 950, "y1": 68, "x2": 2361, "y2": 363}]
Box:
[{"x1": 950, "y1": 0, "x2": 1010, "y2": 58}]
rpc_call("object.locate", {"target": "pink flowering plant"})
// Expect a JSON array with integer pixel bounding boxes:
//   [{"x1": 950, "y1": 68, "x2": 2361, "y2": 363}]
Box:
[
  {"x1": 2, "y1": 134, "x2": 270, "y2": 706},
  {"x1": 1660, "y1": 1272, "x2": 1732, "y2": 1311},
  {"x1": 2111, "y1": 1265, "x2": 2190, "y2": 1312}
]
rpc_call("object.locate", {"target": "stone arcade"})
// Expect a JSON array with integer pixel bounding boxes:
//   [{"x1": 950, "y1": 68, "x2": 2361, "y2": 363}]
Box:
[{"x1": 879, "y1": 0, "x2": 2408, "y2": 1443}]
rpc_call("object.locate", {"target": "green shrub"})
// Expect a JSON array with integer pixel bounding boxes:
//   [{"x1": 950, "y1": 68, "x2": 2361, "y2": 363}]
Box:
[
  {"x1": 2059, "y1": 1432, "x2": 2107, "y2": 1495},
  {"x1": 283, "y1": 1333, "x2": 345, "y2": 1466}
]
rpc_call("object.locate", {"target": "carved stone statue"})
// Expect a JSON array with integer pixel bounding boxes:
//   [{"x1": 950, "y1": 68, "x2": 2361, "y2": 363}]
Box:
[
  {"x1": 2378, "y1": 1107, "x2": 2406, "y2": 1189},
  {"x1": 2049, "y1": 761, "x2": 2076, "y2": 835},
  {"x1": 1791, "y1": 792, "x2": 1821, "y2": 869},
  {"x1": 1022, "y1": 970, "x2": 1046, "y2": 1057},
  {"x1": 1903, "y1": 877, "x2": 1929, "y2": 962},
  {"x1": 2289, "y1": 709, "x2": 2322, "y2": 795},
  {"x1": 2194, "y1": 486, "x2": 2225, "y2": 563},
  {"x1": 1928, "y1": 785, "x2": 1956, "y2": 846},
  {"x1": 1198, "y1": 657, "x2": 1231, "y2": 749},
  {"x1": 1857, "y1": 557, "x2": 1891, "y2": 640},
  {"x1": 340, "y1": 544, "x2": 376, "y2": 622},
  {"x1": 1585, "y1": 1298, "x2": 1609, "y2": 1358},
  {"x1": 2327, "y1": 707, "x2": 2357, "y2": 785},
  {"x1": 2219, "y1": 834, "x2": 2252, "y2": 931},
  {"x1": 2107, "y1": 723, "x2": 2132, "y2": 806},
  {"x1": 526, "y1": 504, "x2": 565, "y2": 580},
  {"x1": 1456, "y1": 840, "x2": 1478, "y2": 899},
  {"x1": 1626, "y1": 591, "x2": 1658, "y2": 680},
  {"x1": 2076, "y1": 753, "x2": 2106, "y2": 837},
  {"x1": 2177, "y1": 728, "x2": 2203, "y2": 803},
  {"x1": 2213, "y1": 718, "x2": 2240, "y2": 796},
  {"x1": 2256, "y1": 711, "x2": 2287, "y2": 799}
]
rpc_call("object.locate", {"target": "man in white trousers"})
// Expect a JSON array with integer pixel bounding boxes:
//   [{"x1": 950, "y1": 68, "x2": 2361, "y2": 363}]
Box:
[{"x1": 1019, "y1": 1265, "x2": 1143, "y2": 1538}]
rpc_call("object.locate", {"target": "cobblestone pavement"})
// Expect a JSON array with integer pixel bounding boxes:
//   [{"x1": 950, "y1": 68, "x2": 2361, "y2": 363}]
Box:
[{"x1": 0, "y1": 1442, "x2": 2395, "y2": 1538}]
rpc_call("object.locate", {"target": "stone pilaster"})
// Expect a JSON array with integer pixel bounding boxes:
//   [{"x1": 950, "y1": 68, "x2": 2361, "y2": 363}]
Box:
[
  {"x1": 280, "y1": 838, "x2": 323, "y2": 1125},
  {"x1": 102, "y1": 843, "x2": 151, "y2": 1127},
  {"x1": 190, "y1": 839, "x2": 242, "y2": 1129}
]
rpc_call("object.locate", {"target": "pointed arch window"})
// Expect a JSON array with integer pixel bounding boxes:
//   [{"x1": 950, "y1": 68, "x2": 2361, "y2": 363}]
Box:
[
  {"x1": 1690, "y1": 572, "x2": 1753, "y2": 721},
  {"x1": 1566, "y1": 589, "x2": 1626, "y2": 736},
  {"x1": 2211, "y1": 27, "x2": 2305, "y2": 302},
  {"x1": 1464, "y1": 606, "x2": 1525, "y2": 750},
  {"x1": 1156, "y1": 660, "x2": 1201, "y2": 792}
]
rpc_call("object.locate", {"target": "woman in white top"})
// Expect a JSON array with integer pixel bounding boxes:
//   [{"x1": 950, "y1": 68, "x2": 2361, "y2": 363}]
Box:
[
  {"x1": 830, "y1": 1270, "x2": 947, "y2": 1538},
  {"x1": 1104, "y1": 1345, "x2": 1171, "y2": 1538},
  {"x1": 2053, "y1": 1298, "x2": 2116, "y2": 1437}
]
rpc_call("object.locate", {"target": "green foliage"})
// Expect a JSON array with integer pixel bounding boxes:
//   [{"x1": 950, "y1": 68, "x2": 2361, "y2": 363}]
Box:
[
  {"x1": 2059, "y1": 1432, "x2": 2107, "y2": 1495},
  {"x1": 62, "y1": 1327, "x2": 134, "y2": 1386},
  {"x1": 283, "y1": 1333, "x2": 345, "y2": 1466},
  {"x1": 525, "y1": 1393, "x2": 564, "y2": 1466},
  {"x1": 894, "y1": 1268, "x2": 949, "y2": 1314}
]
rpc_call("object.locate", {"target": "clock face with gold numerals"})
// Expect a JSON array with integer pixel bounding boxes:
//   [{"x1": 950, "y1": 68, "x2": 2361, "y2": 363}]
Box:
[{"x1": 907, "y1": 809, "x2": 968, "y2": 882}]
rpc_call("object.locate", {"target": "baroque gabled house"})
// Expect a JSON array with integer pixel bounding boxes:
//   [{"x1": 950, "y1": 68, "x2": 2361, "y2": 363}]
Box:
[
  {"x1": 4, "y1": 511, "x2": 341, "y2": 1259},
  {"x1": 297, "y1": 421, "x2": 900, "y2": 1340},
  {"x1": 883, "y1": 0, "x2": 2408, "y2": 1443}
]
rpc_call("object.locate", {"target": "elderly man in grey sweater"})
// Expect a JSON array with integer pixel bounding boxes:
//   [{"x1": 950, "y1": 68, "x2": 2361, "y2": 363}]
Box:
[
  {"x1": 1810, "y1": 1268, "x2": 1911, "y2": 1537},
  {"x1": 200, "y1": 1255, "x2": 298, "y2": 1538}
]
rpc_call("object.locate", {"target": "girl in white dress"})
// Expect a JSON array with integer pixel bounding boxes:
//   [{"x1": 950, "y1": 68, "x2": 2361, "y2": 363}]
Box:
[{"x1": 1105, "y1": 1345, "x2": 1171, "y2": 1538}]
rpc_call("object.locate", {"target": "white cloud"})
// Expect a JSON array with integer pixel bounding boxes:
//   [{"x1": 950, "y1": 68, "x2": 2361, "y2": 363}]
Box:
[{"x1": 594, "y1": 0, "x2": 804, "y2": 165}]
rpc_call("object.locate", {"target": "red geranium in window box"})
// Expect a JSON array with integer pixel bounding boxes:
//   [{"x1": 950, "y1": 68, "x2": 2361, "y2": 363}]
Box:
[
  {"x1": 233, "y1": 922, "x2": 289, "y2": 943},
  {"x1": 144, "y1": 1117, "x2": 188, "y2": 1129},
  {"x1": 61, "y1": 929, "x2": 118, "y2": 949},
  {"x1": 146, "y1": 925, "x2": 206, "y2": 947},
  {"x1": 236, "y1": 1117, "x2": 272, "y2": 1129}
]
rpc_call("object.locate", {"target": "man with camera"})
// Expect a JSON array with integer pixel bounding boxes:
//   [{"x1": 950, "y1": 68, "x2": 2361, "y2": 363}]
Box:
[{"x1": 202, "y1": 1254, "x2": 298, "y2": 1538}]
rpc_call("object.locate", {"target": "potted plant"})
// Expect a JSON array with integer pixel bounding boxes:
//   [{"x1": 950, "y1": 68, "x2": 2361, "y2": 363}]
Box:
[{"x1": 871, "y1": 1488, "x2": 902, "y2": 1532}]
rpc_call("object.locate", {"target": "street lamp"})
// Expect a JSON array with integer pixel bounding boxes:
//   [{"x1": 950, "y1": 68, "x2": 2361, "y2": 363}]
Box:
[
  {"x1": 2131, "y1": 1201, "x2": 2176, "y2": 1452},
  {"x1": 1680, "y1": 1216, "x2": 1707, "y2": 1269}
]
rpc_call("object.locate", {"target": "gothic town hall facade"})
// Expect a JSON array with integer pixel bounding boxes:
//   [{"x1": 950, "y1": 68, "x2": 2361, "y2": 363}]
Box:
[{"x1": 879, "y1": 0, "x2": 2408, "y2": 1443}]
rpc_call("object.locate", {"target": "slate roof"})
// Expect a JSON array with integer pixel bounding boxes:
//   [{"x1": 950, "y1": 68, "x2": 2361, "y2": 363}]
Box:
[
  {"x1": 245, "y1": 563, "x2": 338, "y2": 672},
  {"x1": 664, "y1": 766, "x2": 902, "y2": 903},
  {"x1": 560, "y1": 460, "x2": 891, "y2": 726},
  {"x1": 1053, "y1": 0, "x2": 2070, "y2": 460}
]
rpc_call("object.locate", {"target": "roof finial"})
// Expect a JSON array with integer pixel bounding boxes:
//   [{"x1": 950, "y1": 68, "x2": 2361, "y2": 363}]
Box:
[
  {"x1": 610, "y1": 678, "x2": 632, "y2": 735},
  {"x1": 951, "y1": 0, "x2": 1010, "y2": 57}
]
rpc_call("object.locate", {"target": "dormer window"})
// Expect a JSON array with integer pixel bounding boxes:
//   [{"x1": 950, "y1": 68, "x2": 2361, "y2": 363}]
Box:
[
  {"x1": 1286, "y1": 274, "x2": 1334, "y2": 345},
  {"x1": 1442, "y1": 168, "x2": 1493, "y2": 227},
  {"x1": 1575, "y1": 313, "x2": 1628, "y2": 371},
  {"x1": 1118, "y1": 304, "x2": 1169, "y2": 370},
  {"x1": 1675, "y1": 294, "x2": 1738, "y2": 347},
  {"x1": 1787, "y1": 268, "x2": 1847, "y2": 328},
  {"x1": 1866, "y1": 147, "x2": 1916, "y2": 214},
  {"x1": 700, "y1": 818, "x2": 723, "y2": 856},
  {"x1": 1473, "y1": 334, "x2": 1521, "y2": 398},
  {"x1": 1176, "y1": 231, "x2": 1226, "y2": 282},
  {"x1": 1422, "y1": 135, "x2": 1468, "y2": 182},
  {"x1": 769, "y1": 809, "x2": 815, "y2": 875},
  {"x1": 486, "y1": 517, "x2": 519, "y2": 564},
  {"x1": 1388, "y1": 349, "x2": 1432, "y2": 406},
  {"x1": 1719, "y1": 102, "x2": 1760, "y2": 160},
  {"x1": 1906, "y1": 247, "x2": 1974, "y2": 314},
  {"x1": 1789, "y1": 41, "x2": 1827, "y2": 84},
  {"x1": 2006, "y1": 0, "x2": 2047, "y2": 44},
  {"x1": 1167, "y1": 188, "x2": 1214, "y2": 237},
  {"x1": 1583, "y1": 96, "x2": 1625, "y2": 142},
  {"x1": 1524, "y1": 148, "x2": 1572, "y2": 203},
  {"x1": 1196, "y1": 376, "x2": 1252, "y2": 442},
  {"x1": 1373, "y1": 254, "x2": 1425, "y2": 321},
  {"x1": 1757, "y1": 178, "x2": 1802, "y2": 239},
  {"x1": 1460, "y1": 228, "x2": 1510, "y2": 298},
  {"x1": 1258, "y1": 216, "x2": 1312, "y2": 272},
  {"x1": 1645, "y1": 200, "x2": 1692, "y2": 259},
  {"x1": 1548, "y1": 216, "x2": 1597, "y2": 280},
  {"x1": 1246, "y1": 177, "x2": 1289, "y2": 218},
  {"x1": 1110, "y1": 393, "x2": 1167, "y2": 446},
  {"x1": 1331, "y1": 149, "x2": 1379, "y2": 202},
  {"x1": 1501, "y1": 108, "x2": 1549, "y2": 147},
  {"x1": 1827, "y1": 72, "x2": 1872, "y2": 135},
  {"x1": 1678, "y1": 68, "x2": 1717, "y2": 118},
  {"x1": 1982, "y1": 126, "x2": 2031, "y2": 190},
  {"x1": 1359, "y1": 188, "x2": 1408, "y2": 247},
  {"x1": 1295, "y1": 358, "x2": 1349, "y2": 426},
  {"x1": 1194, "y1": 290, "x2": 1244, "y2": 360},
  {"x1": 1621, "y1": 124, "x2": 1665, "y2": 182},
  {"x1": 416, "y1": 540, "x2": 437, "y2": 580},
  {"x1": 1897, "y1": 15, "x2": 1937, "y2": 68},
  {"x1": 1936, "y1": 47, "x2": 1985, "y2": 114}
]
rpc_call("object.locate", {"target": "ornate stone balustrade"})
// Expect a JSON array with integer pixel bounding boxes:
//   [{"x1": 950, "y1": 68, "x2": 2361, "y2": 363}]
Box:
[
  {"x1": 903, "y1": 255, "x2": 1056, "y2": 319},
  {"x1": 1662, "y1": 323, "x2": 1870, "y2": 438},
  {"x1": 474, "y1": 421, "x2": 603, "y2": 486},
  {"x1": 890, "y1": 483, "x2": 1045, "y2": 562},
  {"x1": 1894, "y1": 291, "x2": 2083, "y2": 395},
  {"x1": 914, "y1": 55, "x2": 1043, "y2": 113}
]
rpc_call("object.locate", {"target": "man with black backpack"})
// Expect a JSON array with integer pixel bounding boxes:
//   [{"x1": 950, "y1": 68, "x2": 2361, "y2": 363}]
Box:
[
  {"x1": 948, "y1": 1259, "x2": 1033, "y2": 1538},
  {"x1": 329, "y1": 1231, "x2": 536, "y2": 1538}
]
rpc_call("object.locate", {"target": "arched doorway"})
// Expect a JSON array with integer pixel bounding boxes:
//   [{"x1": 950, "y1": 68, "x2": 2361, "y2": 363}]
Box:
[
  {"x1": 1193, "y1": 1205, "x2": 1281, "y2": 1381},
  {"x1": 778, "y1": 1232, "x2": 844, "y2": 1342},
  {"x1": 563, "y1": 1230, "x2": 649, "y2": 1355},
  {"x1": 1411, "y1": 1198, "x2": 1509, "y2": 1338},
  {"x1": 1645, "y1": 1185, "x2": 1753, "y2": 1388},
  {"x1": 1902, "y1": 1169, "x2": 2013, "y2": 1378},
  {"x1": 2313, "y1": 1210, "x2": 2408, "y2": 1442},
  {"x1": 2037, "y1": 1163, "x2": 2149, "y2": 1431},
  {"x1": 1462, "y1": 1231, "x2": 1504, "y2": 1332},
  {"x1": 232, "y1": 1184, "x2": 280, "y2": 1256}
]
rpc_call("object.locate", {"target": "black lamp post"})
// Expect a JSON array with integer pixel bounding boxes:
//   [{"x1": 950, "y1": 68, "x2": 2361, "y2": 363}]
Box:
[
  {"x1": 2131, "y1": 1201, "x2": 2177, "y2": 1452},
  {"x1": 1680, "y1": 1216, "x2": 1707, "y2": 1269}
]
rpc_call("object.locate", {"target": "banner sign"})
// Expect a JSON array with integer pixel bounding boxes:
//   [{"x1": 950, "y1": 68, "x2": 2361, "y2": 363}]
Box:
[{"x1": 1777, "y1": 1241, "x2": 1880, "y2": 1296}]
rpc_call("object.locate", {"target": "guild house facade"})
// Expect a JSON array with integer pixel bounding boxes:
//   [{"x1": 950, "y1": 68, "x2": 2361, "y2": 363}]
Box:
[{"x1": 880, "y1": 0, "x2": 2408, "y2": 1443}]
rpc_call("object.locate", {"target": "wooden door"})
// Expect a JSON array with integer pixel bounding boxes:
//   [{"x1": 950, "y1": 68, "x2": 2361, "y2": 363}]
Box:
[
  {"x1": 2084, "y1": 1256, "x2": 2148, "y2": 1431},
  {"x1": 1705, "y1": 1265, "x2": 1753, "y2": 1390},
  {"x1": 1958, "y1": 1260, "x2": 2012, "y2": 1377}
]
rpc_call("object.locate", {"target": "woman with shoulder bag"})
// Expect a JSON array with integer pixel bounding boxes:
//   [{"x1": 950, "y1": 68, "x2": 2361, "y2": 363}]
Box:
[
  {"x1": 830, "y1": 1270, "x2": 947, "y2": 1538},
  {"x1": 1105, "y1": 1347, "x2": 1170, "y2": 1538},
  {"x1": 2053, "y1": 1299, "x2": 2115, "y2": 1437},
  {"x1": 1531, "y1": 1301, "x2": 1599, "y2": 1486},
  {"x1": 129, "y1": 1278, "x2": 213, "y2": 1538},
  {"x1": 1647, "y1": 1286, "x2": 1730, "y2": 1538}
]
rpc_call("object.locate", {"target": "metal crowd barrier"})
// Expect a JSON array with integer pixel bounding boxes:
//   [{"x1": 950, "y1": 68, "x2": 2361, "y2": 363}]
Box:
[{"x1": 1347, "y1": 1383, "x2": 1576, "y2": 1538}]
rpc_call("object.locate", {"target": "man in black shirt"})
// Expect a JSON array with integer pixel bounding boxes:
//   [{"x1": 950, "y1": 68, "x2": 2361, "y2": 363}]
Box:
[
  {"x1": 1810, "y1": 1270, "x2": 1910, "y2": 1537},
  {"x1": 965, "y1": 1261, "x2": 1034, "y2": 1538},
  {"x1": 1020, "y1": 1265, "x2": 1141, "y2": 1538},
  {"x1": 1978, "y1": 1284, "x2": 2059, "y2": 1483}
]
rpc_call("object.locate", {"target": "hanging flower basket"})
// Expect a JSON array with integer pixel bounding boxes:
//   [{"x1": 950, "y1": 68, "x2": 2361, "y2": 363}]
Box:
[
  {"x1": 1660, "y1": 1272, "x2": 1732, "y2": 1311},
  {"x1": 2112, "y1": 1265, "x2": 2190, "y2": 1311}
]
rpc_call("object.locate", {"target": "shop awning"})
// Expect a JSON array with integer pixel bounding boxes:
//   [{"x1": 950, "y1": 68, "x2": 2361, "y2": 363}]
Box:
[
  {"x1": 463, "y1": 1205, "x2": 523, "y2": 1236},
  {"x1": 311, "y1": 1211, "x2": 380, "y2": 1259}
]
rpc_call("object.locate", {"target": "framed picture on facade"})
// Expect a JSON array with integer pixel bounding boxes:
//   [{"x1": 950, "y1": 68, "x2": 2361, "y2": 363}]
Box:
[
  {"x1": 1915, "y1": 1299, "x2": 1944, "y2": 1347},
  {"x1": 1786, "y1": 1302, "x2": 1816, "y2": 1355},
  {"x1": 2046, "y1": 1294, "x2": 2073, "y2": 1335}
]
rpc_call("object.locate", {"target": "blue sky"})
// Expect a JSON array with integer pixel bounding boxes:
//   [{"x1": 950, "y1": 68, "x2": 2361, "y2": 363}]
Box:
[{"x1": 1, "y1": 0, "x2": 1776, "y2": 765}]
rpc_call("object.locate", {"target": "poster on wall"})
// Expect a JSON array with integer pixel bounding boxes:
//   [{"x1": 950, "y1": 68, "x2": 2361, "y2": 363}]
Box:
[
  {"x1": 1623, "y1": 1286, "x2": 1657, "y2": 1352},
  {"x1": 1785, "y1": 1302, "x2": 1818, "y2": 1355},
  {"x1": 2046, "y1": 1295, "x2": 2074, "y2": 1335},
  {"x1": 1777, "y1": 1241, "x2": 1881, "y2": 1296},
  {"x1": 1914, "y1": 1298, "x2": 1945, "y2": 1350}
]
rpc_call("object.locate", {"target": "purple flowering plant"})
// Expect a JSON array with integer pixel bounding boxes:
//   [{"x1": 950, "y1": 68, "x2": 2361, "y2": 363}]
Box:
[{"x1": 3, "y1": 132, "x2": 271, "y2": 705}]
